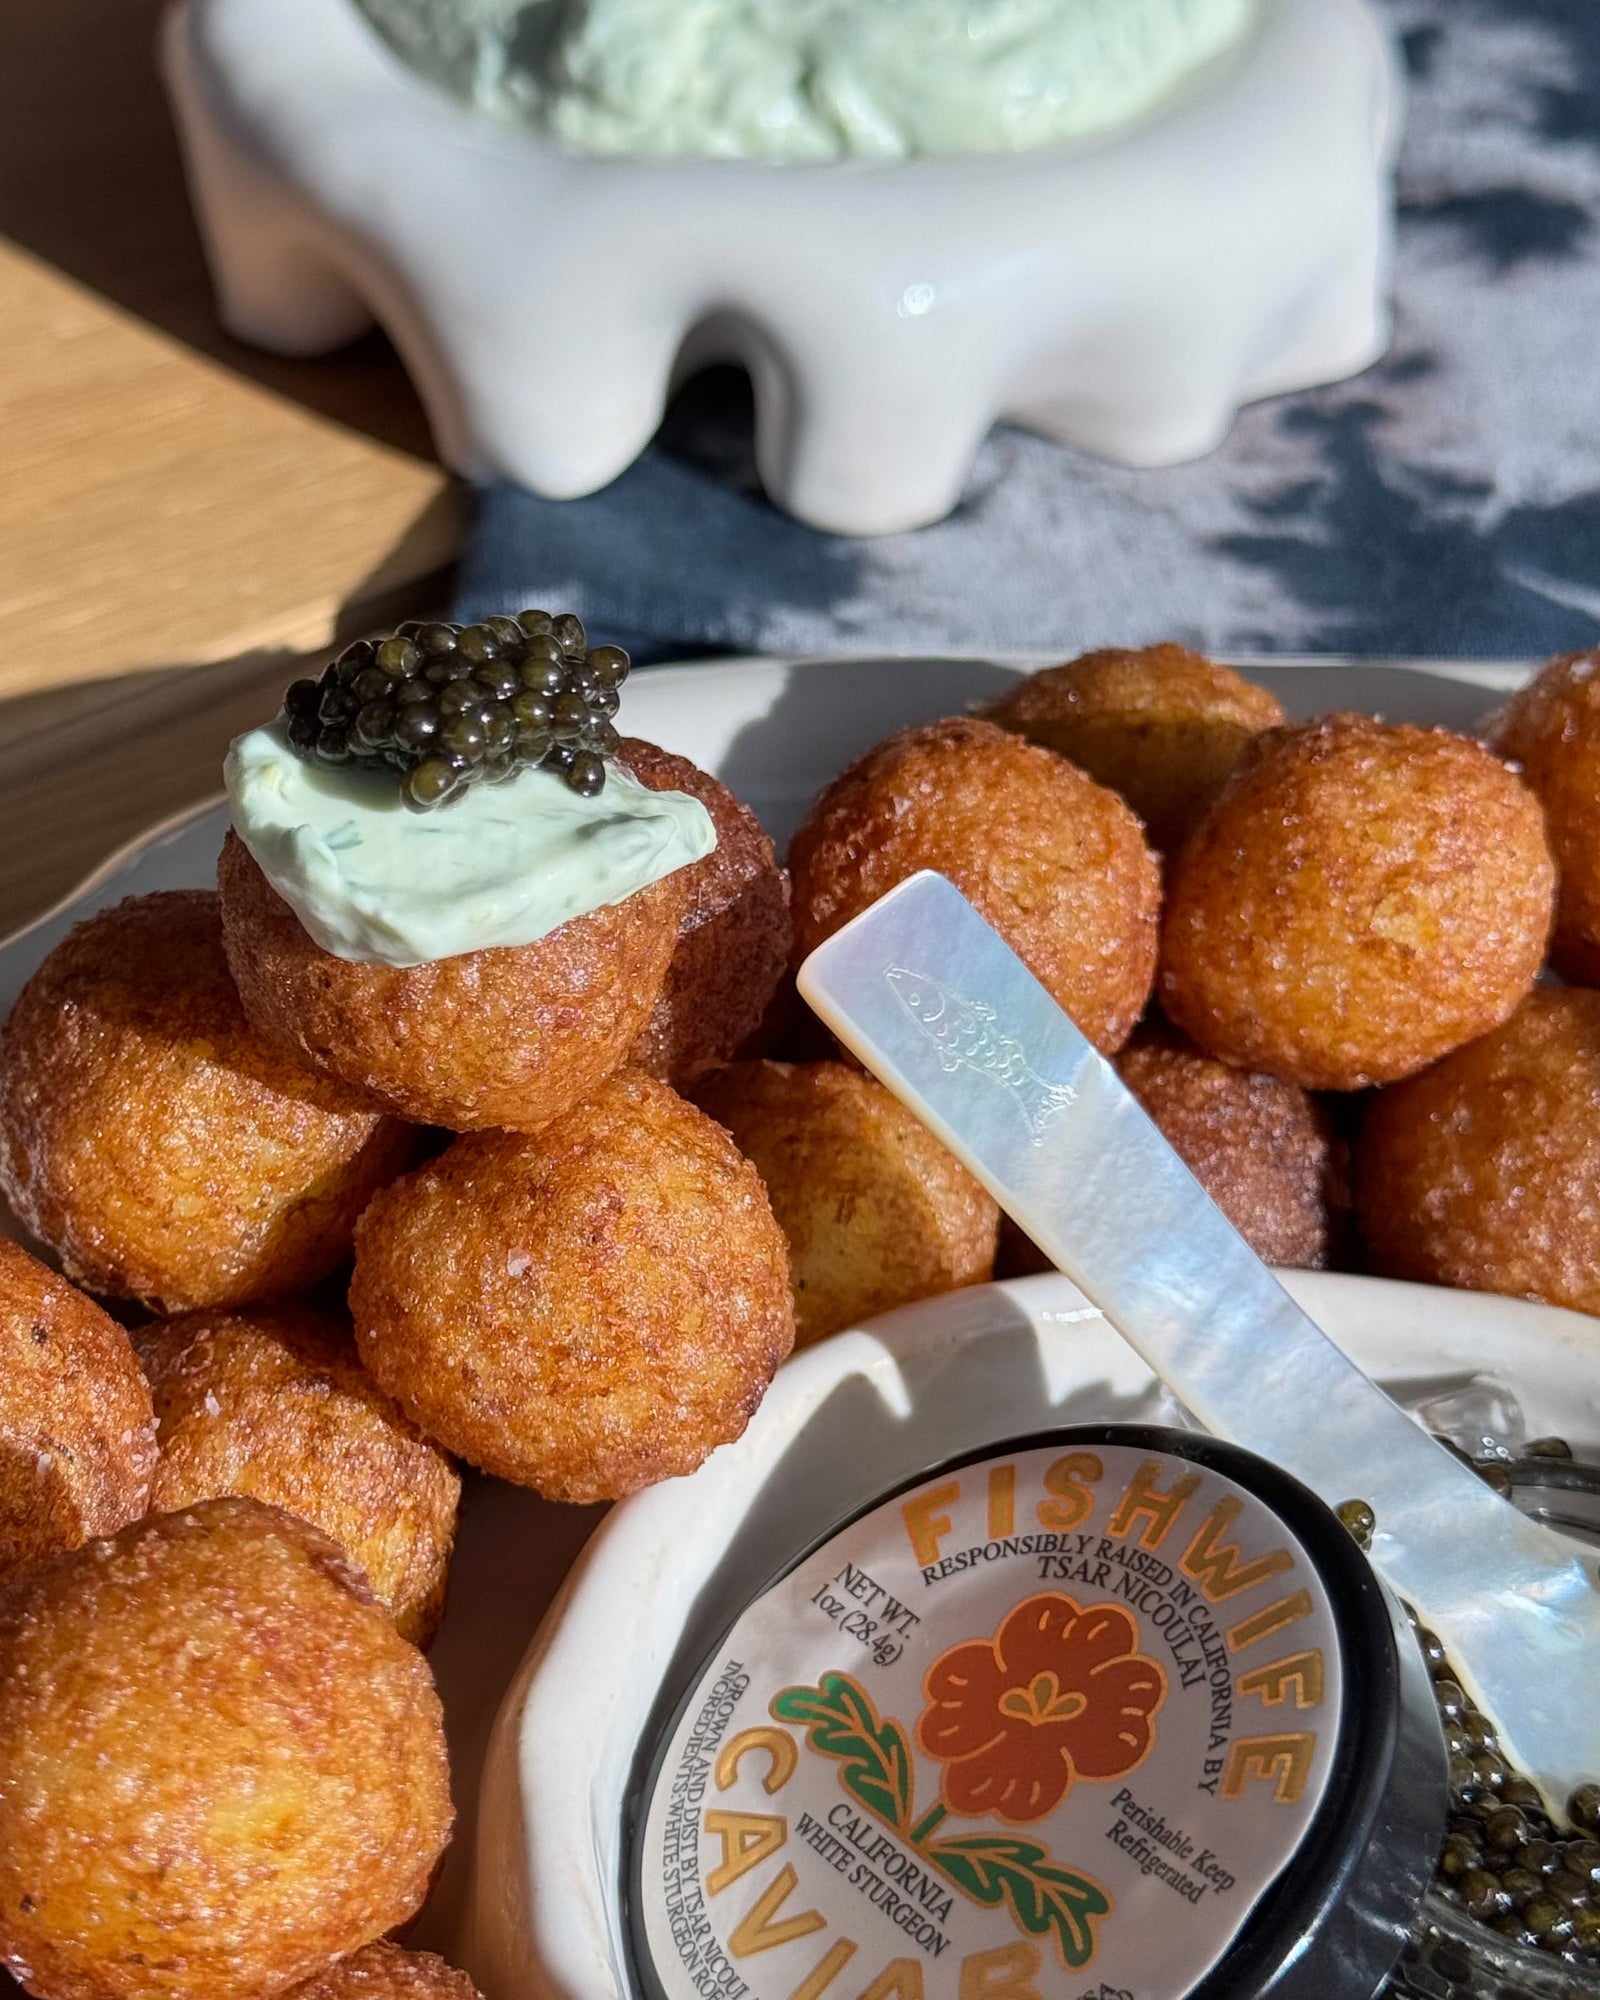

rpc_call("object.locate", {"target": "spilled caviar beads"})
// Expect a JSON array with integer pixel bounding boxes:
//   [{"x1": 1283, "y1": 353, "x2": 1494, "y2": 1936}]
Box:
[{"x1": 284, "y1": 611, "x2": 631, "y2": 809}]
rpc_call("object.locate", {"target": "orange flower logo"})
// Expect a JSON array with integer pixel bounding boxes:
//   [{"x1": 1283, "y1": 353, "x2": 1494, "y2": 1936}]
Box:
[{"x1": 916, "y1": 1593, "x2": 1166, "y2": 1824}]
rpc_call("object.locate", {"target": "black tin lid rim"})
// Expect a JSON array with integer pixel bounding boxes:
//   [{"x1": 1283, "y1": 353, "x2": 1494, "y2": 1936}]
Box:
[{"x1": 620, "y1": 1423, "x2": 1447, "y2": 2000}]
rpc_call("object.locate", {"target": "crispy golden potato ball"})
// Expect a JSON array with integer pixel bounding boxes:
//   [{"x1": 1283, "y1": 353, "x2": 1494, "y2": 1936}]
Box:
[
  {"x1": 0, "y1": 1240, "x2": 155, "y2": 1590},
  {"x1": 135, "y1": 1302, "x2": 460, "y2": 1646},
  {"x1": 1159, "y1": 716, "x2": 1555, "y2": 1090},
  {"x1": 619, "y1": 739, "x2": 791, "y2": 1085},
  {"x1": 0, "y1": 1496, "x2": 452, "y2": 2000},
  {"x1": 983, "y1": 643, "x2": 1286, "y2": 855},
  {"x1": 1356, "y1": 987, "x2": 1600, "y2": 1316},
  {"x1": 218, "y1": 832, "x2": 687, "y2": 1131},
  {"x1": 350, "y1": 1069, "x2": 793, "y2": 1502},
  {"x1": 788, "y1": 717, "x2": 1159, "y2": 1055},
  {"x1": 1489, "y1": 649, "x2": 1600, "y2": 986},
  {"x1": 0, "y1": 892, "x2": 414, "y2": 1312},
  {"x1": 1116, "y1": 1024, "x2": 1335, "y2": 1269},
  {"x1": 283, "y1": 1945, "x2": 481, "y2": 1999},
  {"x1": 692, "y1": 1060, "x2": 999, "y2": 1346}
]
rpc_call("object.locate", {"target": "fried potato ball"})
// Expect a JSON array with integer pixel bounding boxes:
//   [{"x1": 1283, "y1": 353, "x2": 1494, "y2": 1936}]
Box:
[
  {"x1": 1489, "y1": 648, "x2": 1600, "y2": 986},
  {"x1": 1356, "y1": 987, "x2": 1600, "y2": 1316},
  {"x1": 1159, "y1": 716, "x2": 1555, "y2": 1090},
  {"x1": 350, "y1": 1069, "x2": 793, "y2": 1502},
  {"x1": 0, "y1": 892, "x2": 414, "y2": 1312},
  {"x1": 0, "y1": 1241, "x2": 155, "y2": 1590},
  {"x1": 692, "y1": 1060, "x2": 999, "y2": 1346},
  {"x1": 619, "y1": 739, "x2": 791, "y2": 1085},
  {"x1": 983, "y1": 643, "x2": 1286, "y2": 855},
  {"x1": 0, "y1": 1495, "x2": 452, "y2": 2000},
  {"x1": 788, "y1": 717, "x2": 1159, "y2": 1055},
  {"x1": 136, "y1": 1302, "x2": 460, "y2": 1645},
  {"x1": 218, "y1": 832, "x2": 688, "y2": 1131},
  {"x1": 283, "y1": 1945, "x2": 481, "y2": 1999},
  {"x1": 1116, "y1": 1024, "x2": 1336, "y2": 1269}
]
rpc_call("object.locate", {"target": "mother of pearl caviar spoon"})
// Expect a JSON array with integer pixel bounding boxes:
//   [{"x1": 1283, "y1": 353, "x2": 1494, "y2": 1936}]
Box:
[{"x1": 797, "y1": 870, "x2": 1600, "y2": 1812}]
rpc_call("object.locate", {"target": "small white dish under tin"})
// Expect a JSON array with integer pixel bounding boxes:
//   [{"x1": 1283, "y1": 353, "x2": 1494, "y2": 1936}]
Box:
[{"x1": 160, "y1": 0, "x2": 1400, "y2": 533}]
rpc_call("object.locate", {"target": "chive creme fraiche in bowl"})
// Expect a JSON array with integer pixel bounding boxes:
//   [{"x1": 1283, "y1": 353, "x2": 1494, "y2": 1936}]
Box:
[{"x1": 163, "y1": 0, "x2": 1400, "y2": 531}]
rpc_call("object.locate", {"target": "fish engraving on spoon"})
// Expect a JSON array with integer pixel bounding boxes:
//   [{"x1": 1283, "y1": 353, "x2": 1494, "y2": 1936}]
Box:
[{"x1": 883, "y1": 965, "x2": 1077, "y2": 1145}]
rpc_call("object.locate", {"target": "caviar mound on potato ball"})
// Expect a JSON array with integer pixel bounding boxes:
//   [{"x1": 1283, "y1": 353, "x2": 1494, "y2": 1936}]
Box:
[
  {"x1": 136, "y1": 1302, "x2": 460, "y2": 1646},
  {"x1": 1159, "y1": 715, "x2": 1555, "y2": 1091},
  {"x1": 283, "y1": 1944, "x2": 482, "y2": 1999},
  {"x1": 218, "y1": 830, "x2": 687, "y2": 1131},
  {"x1": 789, "y1": 717, "x2": 1159, "y2": 1055},
  {"x1": 0, "y1": 1240, "x2": 155, "y2": 1590},
  {"x1": 693, "y1": 1060, "x2": 999, "y2": 1346},
  {"x1": 1489, "y1": 648, "x2": 1600, "y2": 986},
  {"x1": 619, "y1": 738, "x2": 792, "y2": 1086},
  {"x1": 983, "y1": 643, "x2": 1286, "y2": 855},
  {"x1": 1116, "y1": 1023, "x2": 1338, "y2": 1269},
  {"x1": 1357, "y1": 987, "x2": 1600, "y2": 1318},
  {"x1": 0, "y1": 892, "x2": 414, "y2": 1311},
  {"x1": 0, "y1": 1496, "x2": 452, "y2": 2000},
  {"x1": 350, "y1": 1069, "x2": 794, "y2": 1503}
]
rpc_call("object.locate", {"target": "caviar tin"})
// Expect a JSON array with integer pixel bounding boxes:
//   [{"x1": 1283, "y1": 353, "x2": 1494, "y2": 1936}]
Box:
[{"x1": 621, "y1": 1425, "x2": 1444, "y2": 2000}]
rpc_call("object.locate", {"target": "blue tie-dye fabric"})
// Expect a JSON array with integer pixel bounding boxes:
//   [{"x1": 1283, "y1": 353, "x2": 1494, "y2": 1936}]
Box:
[{"x1": 455, "y1": 0, "x2": 1600, "y2": 660}]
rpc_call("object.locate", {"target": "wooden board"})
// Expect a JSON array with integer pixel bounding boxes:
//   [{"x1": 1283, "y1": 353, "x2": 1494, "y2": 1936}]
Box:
[{"x1": 0, "y1": 0, "x2": 465, "y2": 699}]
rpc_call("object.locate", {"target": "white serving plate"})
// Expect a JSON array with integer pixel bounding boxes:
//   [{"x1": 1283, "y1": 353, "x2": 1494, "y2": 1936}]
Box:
[
  {"x1": 161, "y1": 0, "x2": 1399, "y2": 533},
  {"x1": 1, "y1": 652, "x2": 1591, "y2": 2000}
]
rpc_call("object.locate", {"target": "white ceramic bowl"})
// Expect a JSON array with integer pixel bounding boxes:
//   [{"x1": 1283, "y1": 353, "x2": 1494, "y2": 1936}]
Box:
[{"x1": 160, "y1": 0, "x2": 1401, "y2": 533}]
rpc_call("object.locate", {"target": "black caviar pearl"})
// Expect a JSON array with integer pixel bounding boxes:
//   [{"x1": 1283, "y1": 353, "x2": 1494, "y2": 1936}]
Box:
[
  {"x1": 1527, "y1": 1436, "x2": 1575, "y2": 1460},
  {"x1": 417, "y1": 622, "x2": 459, "y2": 658},
  {"x1": 318, "y1": 684, "x2": 357, "y2": 727},
  {"x1": 474, "y1": 661, "x2": 521, "y2": 701},
  {"x1": 1475, "y1": 1460, "x2": 1514, "y2": 1498},
  {"x1": 1486, "y1": 1808, "x2": 1529, "y2": 1852},
  {"x1": 1433, "y1": 1680, "x2": 1467, "y2": 1723},
  {"x1": 354, "y1": 702, "x2": 395, "y2": 749},
  {"x1": 568, "y1": 751, "x2": 605, "y2": 796},
  {"x1": 1439, "y1": 1832, "x2": 1481, "y2": 1879},
  {"x1": 586, "y1": 644, "x2": 629, "y2": 686},
  {"x1": 1572, "y1": 1787, "x2": 1600, "y2": 1835},
  {"x1": 403, "y1": 757, "x2": 457, "y2": 809},
  {"x1": 376, "y1": 636, "x2": 419, "y2": 677},
  {"x1": 1461, "y1": 1869, "x2": 1512, "y2": 1920},
  {"x1": 550, "y1": 691, "x2": 589, "y2": 740},
  {"x1": 517, "y1": 607, "x2": 554, "y2": 635},
  {"x1": 587, "y1": 682, "x2": 621, "y2": 717},
  {"x1": 586, "y1": 719, "x2": 621, "y2": 758},
  {"x1": 437, "y1": 680, "x2": 482, "y2": 718},
  {"x1": 457, "y1": 623, "x2": 501, "y2": 664},
  {"x1": 394, "y1": 707, "x2": 441, "y2": 752},
  {"x1": 287, "y1": 713, "x2": 320, "y2": 754},
  {"x1": 1417, "y1": 1628, "x2": 1449, "y2": 1673},
  {"x1": 552, "y1": 611, "x2": 586, "y2": 653},
  {"x1": 543, "y1": 742, "x2": 577, "y2": 773},
  {"x1": 335, "y1": 639, "x2": 375, "y2": 677},
  {"x1": 314, "y1": 727, "x2": 352, "y2": 764},
  {"x1": 484, "y1": 614, "x2": 526, "y2": 652},
  {"x1": 441, "y1": 715, "x2": 486, "y2": 760},
  {"x1": 483, "y1": 708, "x2": 515, "y2": 756},
  {"x1": 284, "y1": 677, "x2": 321, "y2": 720},
  {"x1": 353, "y1": 665, "x2": 394, "y2": 704},
  {"x1": 522, "y1": 632, "x2": 565, "y2": 667},
  {"x1": 1501, "y1": 1776, "x2": 1546, "y2": 1816}
]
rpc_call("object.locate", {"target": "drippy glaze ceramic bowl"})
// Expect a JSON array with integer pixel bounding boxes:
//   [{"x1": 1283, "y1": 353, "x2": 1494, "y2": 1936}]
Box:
[{"x1": 161, "y1": 0, "x2": 1402, "y2": 533}]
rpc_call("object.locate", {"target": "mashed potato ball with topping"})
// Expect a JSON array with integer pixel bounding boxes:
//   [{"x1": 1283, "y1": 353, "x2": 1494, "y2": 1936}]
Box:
[
  {"x1": 350, "y1": 1069, "x2": 793, "y2": 1502},
  {"x1": 1116, "y1": 1023, "x2": 1337, "y2": 1269},
  {"x1": 0, "y1": 1240, "x2": 155, "y2": 1590},
  {"x1": 0, "y1": 1496, "x2": 452, "y2": 2000},
  {"x1": 218, "y1": 832, "x2": 687, "y2": 1131},
  {"x1": 1159, "y1": 716, "x2": 1555, "y2": 1090},
  {"x1": 983, "y1": 643, "x2": 1285, "y2": 855},
  {"x1": 136, "y1": 1302, "x2": 460, "y2": 1645},
  {"x1": 0, "y1": 892, "x2": 414, "y2": 1312},
  {"x1": 1489, "y1": 648, "x2": 1600, "y2": 986},
  {"x1": 620, "y1": 739, "x2": 791, "y2": 1085},
  {"x1": 788, "y1": 717, "x2": 1159, "y2": 1055},
  {"x1": 283, "y1": 1945, "x2": 481, "y2": 1999},
  {"x1": 1357, "y1": 987, "x2": 1600, "y2": 1317},
  {"x1": 693, "y1": 1060, "x2": 999, "y2": 1345}
]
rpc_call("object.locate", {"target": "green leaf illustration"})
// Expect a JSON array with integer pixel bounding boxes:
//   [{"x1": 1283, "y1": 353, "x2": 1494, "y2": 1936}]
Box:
[
  {"x1": 771, "y1": 1673, "x2": 914, "y2": 1834},
  {"x1": 923, "y1": 1834, "x2": 1111, "y2": 1970}
]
